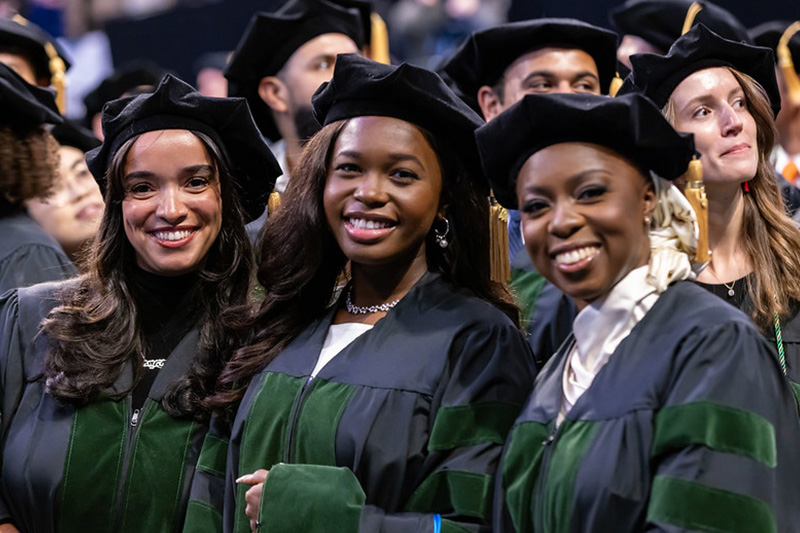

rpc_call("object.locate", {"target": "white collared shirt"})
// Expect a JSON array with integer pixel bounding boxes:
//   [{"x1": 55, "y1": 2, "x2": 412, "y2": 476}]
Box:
[{"x1": 558, "y1": 266, "x2": 660, "y2": 424}]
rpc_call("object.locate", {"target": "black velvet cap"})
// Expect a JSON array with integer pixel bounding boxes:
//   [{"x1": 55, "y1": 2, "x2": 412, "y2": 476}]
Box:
[
  {"x1": 438, "y1": 18, "x2": 618, "y2": 111},
  {"x1": 83, "y1": 61, "x2": 166, "y2": 121},
  {"x1": 52, "y1": 120, "x2": 101, "y2": 152},
  {"x1": 610, "y1": 0, "x2": 750, "y2": 53},
  {"x1": 0, "y1": 61, "x2": 62, "y2": 127},
  {"x1": 312, "y1": 54, "x2": 486, "y2": 187},
  {"x1": 622, "y1": 24, "x2": 780, "y2": 117},
  {"x1": 749, "y1": 21, "x2": 800, "y2": 68},
  {"x1": 225, "y1": 0, "x2": 364, "y2": 141},
  {"x1": 323, "y1": 0, "x2": 373, "y2": 44},
  {"x1": 0, "y1": 16, "x2": 71, "y2": 82},
  {"x1": 85, "y1": 75, "x2": 282, "y2": 223},
  {"x1": 475, "y1": 93, "x2": 696, "y2": 209}
]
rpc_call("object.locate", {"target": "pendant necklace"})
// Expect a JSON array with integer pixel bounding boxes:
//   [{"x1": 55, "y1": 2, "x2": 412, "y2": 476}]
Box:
[{"x1": 707, "y1": 263, "x2": 736, "y2": 298}]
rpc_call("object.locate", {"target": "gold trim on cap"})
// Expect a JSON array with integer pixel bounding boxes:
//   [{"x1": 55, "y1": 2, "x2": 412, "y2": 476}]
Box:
[
  {"x1": 778, "y1": 21, "x2": 800, "y2": 106},
  {"x1": 681, "y1": 2, "x2": 704, "y2": 36}
]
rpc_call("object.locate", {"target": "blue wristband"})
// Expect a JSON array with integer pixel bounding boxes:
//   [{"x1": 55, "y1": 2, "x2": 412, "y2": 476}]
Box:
[{"x1": 433, "y1": 514, "x2": 441, "y2": 533}]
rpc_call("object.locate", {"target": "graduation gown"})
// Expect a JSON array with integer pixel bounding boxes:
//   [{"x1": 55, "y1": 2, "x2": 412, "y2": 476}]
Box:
[
  {"x1": 0, "y1": 281, "x2": 208, "y2": 533},
  {"x1": 184, "y1": 272, "x2": 537, "y2": 533},
  {"x1": 495, "y1": 281, "x2": 800, "y2": 533},
  {"x1": 0, "y1": 213, "x2": 75, "y2": 294},
  {"x1": 697, "y1": 279, "x2": 800, "y2": 405}
]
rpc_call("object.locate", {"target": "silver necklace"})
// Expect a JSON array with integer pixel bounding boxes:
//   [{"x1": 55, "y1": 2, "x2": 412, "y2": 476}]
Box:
[{"x1": 345, "y1": 286, "x2": 400, "y2": 315}]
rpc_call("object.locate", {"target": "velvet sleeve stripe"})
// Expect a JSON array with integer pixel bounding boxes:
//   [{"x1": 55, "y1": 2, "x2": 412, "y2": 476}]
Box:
[
  {"x1": 500, "y1": 421, "x2": 551, "y2": 533},
  {"x1": 183, "y1": 500, "x2": 223, "y2": 533},
  {"x1": 196, "y1": 434, "x2": 228, "y2": 477},
  {"x1": 646, "y1": 475, "x2": 777, "y2": 533},
  {"x1": 651, "y1": 401, "x2": 777, "y2": 468},
  {"x1": 441, "y1": 519, "x2": 472, "y2": 532},
  {"x1": 428, "y1": 402, "x2": 522, "y2": 452},
  {"x1": 404, "y1": 469, "x2": 493, "y2": 520}
]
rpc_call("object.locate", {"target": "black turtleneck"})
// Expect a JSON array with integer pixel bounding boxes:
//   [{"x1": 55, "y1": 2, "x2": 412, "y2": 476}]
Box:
[{"x1": 128, "y1": 267, "x2": 202, "y2": 412}]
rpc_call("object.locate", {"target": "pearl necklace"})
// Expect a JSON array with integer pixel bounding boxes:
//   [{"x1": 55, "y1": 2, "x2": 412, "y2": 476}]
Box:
[{"x1": 345, "y1": 286, "x2": 400, "y2": 315}]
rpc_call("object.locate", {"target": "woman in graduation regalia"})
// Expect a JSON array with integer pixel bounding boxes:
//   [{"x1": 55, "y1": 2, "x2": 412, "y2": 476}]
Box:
[
  {"x1": 475, "y1": 92, "x2": 800, "y2": 532},
  {"x1": 0, "y1": 62, "x2": 75, "y2": 293},
  {"x1": 186, "y1": 54, "x2": 536, "y2": 533},
  {"x1": 0, "y1": 75, "x2": 281, "y2": 532},
  {"x1": 623, "y1": 24, "x2": 800, "y2": 396}
]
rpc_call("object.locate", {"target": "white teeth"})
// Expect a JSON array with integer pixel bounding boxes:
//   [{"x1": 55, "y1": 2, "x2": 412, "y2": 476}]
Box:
[
  {"x1": 554, "y1": 246, "x2": 599, "y2": 265},
  {"x1": 349, "y1": 218, "x2": 392, "y2": 230},
  {"x1": 153, "y1": 230, "x2": 192, "y2": 241}
]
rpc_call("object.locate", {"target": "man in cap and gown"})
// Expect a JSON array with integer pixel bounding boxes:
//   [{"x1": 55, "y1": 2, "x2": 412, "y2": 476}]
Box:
[
  {"x1": 439, "y1": 18, "x2": 617, "y2": 366},
  {"x1": 225, "y1": 0, "x2": 364, "y2": 241}
]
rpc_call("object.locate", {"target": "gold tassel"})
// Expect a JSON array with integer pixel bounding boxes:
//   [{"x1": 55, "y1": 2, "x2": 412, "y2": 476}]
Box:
[
  {"x1": 683, "y1": 156, "x2": 711, "y2": 263},
  {"x1": 13, "y1": 15, "x2": 66, "y2": 113},
  {"x1": 681, "y1": 2, "x2": 703, "y2": 35},
  {"x1": 778, "y1": 21, "x2": 800, "y2": 106},
  {"x1": 489, "y1": 193, "x2": 510, "y2": 283},
  {"x1": 44, "y1": 42, "x2": 66, "y2": 114},
  {"x1": 268, "y1": 191, "x2": 281, "y2": 216},
  {"x1": 609, "y1": 72, "x2": 623, "y2": 97},
  {"x1": 369, "y1": 12, "x2": 390, "y2": 64}
]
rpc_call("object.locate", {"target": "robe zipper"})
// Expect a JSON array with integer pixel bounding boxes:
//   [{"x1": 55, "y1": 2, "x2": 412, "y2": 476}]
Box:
[
  {"x1": 112, "y1": 398, "x2": 151, "y2": 532},
  {"x1": 534, "y1": 423, "x2": 559, "y2": 532},
  {"x1": 284, "y1": 377, "x2": 317, "y2": 464}
]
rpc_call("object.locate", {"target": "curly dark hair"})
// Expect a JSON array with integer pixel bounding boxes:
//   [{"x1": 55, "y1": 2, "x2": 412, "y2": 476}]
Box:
[
  {"x1": 206, "y1": 118, "x2": 520, "y2": 412},
  {"x1": 0, "y1": 124, "x2": 59, "y2": 216},
  {"x1": 40, "y1": 130, "x2": 254, "y2": 421}
]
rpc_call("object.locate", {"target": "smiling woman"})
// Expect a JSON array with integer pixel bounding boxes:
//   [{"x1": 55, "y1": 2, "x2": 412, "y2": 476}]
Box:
[
  {"x1": 476, "y1": 91, "x2": 800, "y2": 533},
  {"x1": 0, "y1": 75, "x2": 281, "y2": 533},
  {"x1": 624, "y1": 24, "x2": 800, "y2": 393},
  {"x1": 184, "y1": 54, "x2": 536, "y2": 533}
]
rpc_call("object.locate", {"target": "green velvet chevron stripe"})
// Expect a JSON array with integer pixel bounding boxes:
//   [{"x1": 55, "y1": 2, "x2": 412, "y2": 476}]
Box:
[
  {"x1": 441, "y1": 519, "x2": 472, "y2": 533},
  {"x1": 59, "y1": 399, "x2": 128, "y2": 533},
  {"x1": 405, "y1": 469, "x2": 493, "y2": 521},
  {"x1": 292, "y1": 380, "x2": 356, "y2": 465},
  {"x1": 120, "y1": 404, "x2": 197, "y2": 532},
  {"x1": 429, "y1": 402, "x2": 521, "y2": 451},
  {"x1": 652, "y1": 401, "x2": 776, "y2": 468},
  {"x1": 501, "y1": 421, "x2": 550, "y2": 533},
  {"x1": 235, "y1": 372, "x2": 305, "y2": 533},
  {"x1": 539, "y1": 419, "x2": 599, "y2": 533},
  {"x1": 183, "y1": 500, "x2": 223, "y2": 533},
  {"x1": 510, "y1": 268, "x2": 547, "y2": 326},
  {"x1": 196, "y1": 433, "x2": 229, "y2": 477},
  {"x1": 790, "y1": 381, "x2": 800, "y2": 411},
  {"x1": 647, "y1": 475, "x2": 777, "y2": 533}
]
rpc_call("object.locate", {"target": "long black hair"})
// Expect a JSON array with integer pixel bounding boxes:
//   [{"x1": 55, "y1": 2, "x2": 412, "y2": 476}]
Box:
[
  {"x1": 41, "y1": 130, "x2": 254, "y2": 421},
  {"x1": 206, "y1": 118, "x2": 519, "y2": 411}
]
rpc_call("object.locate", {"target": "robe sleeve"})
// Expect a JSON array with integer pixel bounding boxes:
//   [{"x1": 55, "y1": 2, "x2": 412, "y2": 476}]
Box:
[
  {"x1": 182, "y1": 414, "x2": 230, "y2": 533},
  {"x1": 645, "y1": 321, "x2": 800, "y2": 533},
  {"x1": 0, "y1": 289, "x2": 24, "y2": 524},
  {"x1": 254, "y1": 319, "x2": 537, "y2": 533},
  {"x1": 0, "y1": 245, "x2": 75, "y2": 295}
]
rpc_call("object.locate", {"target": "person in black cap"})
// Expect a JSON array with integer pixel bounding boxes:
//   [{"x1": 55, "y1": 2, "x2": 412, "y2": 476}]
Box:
[
  {"x1": 0, "y1": 61, "x2": 75, "y2": 294},
  {"x1": 185, "y1": 54, "x2": 535, "y2": 532},
  {"x1": 0, "y1": 74, "x2": 281, "y2": 532},
  {"x1": 623, "y1": 24, "x2": 800, "y2": 395},
  {"x1": 750, "y1": 20, "x2": 800, "y2": 206},
  {"x1": 225, "y1": 0, "x2": 364, "y2": 201},
  {"x1": 82, "y1": 60, "x2": 165, "y2": 140},
  {"x1": 25, "y1": 121, "x2": 104, "y2": 268},
  {"x1": 476, "y1": 91, "x2": 800, "y2": 532},
  {"x1": 610, "y1": 0, "x2": 750, "y2": 69},
  {"x1": 440, "y1": 17, "x2": 617, "y2": 367}
]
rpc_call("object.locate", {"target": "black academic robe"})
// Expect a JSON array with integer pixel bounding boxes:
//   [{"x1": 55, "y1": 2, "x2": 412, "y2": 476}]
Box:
[
  {"x1": 495, "y1": 281, "x2": 800, "y2": 532},
  {"x1": 0, "y1": 281, "x2": 208, "y2": 533},
  {"x1": 0, "y1": 213, "x2": 75, "y2": 294},
  {"x1": 184, "y1": 272, "x2": 537, "y2": 533}
]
